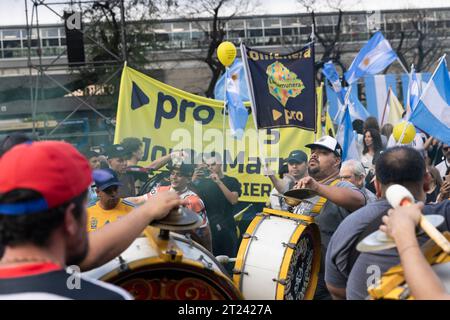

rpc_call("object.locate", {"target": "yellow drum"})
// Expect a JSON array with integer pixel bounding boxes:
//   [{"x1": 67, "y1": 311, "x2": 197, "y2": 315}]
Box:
[
  {"x1": 368, "y1": 232, "x2": 450, "y2": 300},
  {"x1": 233, "y1": 208, "x2": 321, "y2": 300},
  {"x1": 84, "y1": 227, "x2": 242, "y2": 300}
]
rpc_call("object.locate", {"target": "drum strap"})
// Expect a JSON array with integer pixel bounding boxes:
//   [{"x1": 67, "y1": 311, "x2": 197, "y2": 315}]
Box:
[{"x1": 310, "y1": 179, "x2": 340, "y2": 215}]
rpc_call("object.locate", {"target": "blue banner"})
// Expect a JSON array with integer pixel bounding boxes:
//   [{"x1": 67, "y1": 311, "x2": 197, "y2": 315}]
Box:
[{"x1": 241, "y1": 43, "x2": 316, "y2": 131}]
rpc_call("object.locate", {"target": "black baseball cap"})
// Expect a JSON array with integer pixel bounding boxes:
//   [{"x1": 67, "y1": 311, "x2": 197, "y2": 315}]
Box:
[
  {"x1": 105, "y1": 144, "x2": 128, "y2": 159},
  {"x1": 286, "y1": 150, "x2": 308, "y2": 164}
]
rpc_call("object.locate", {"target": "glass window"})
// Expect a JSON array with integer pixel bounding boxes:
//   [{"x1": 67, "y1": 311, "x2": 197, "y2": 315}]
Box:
[
  {"x1": 228, "y1": 29, "x2": 245, "y2": 38},
  {"x1": 247, "y1": 19, "x2": 262, "y2": 28},
  {"x1": 2, "y1": 29, "x2": 21, "y2": 39},
  {"x1": 264, "y1": 18, "x2": 281, "y2": 27},
  {"x1": 3, "y1": 40, "x2": 21, "y2": 48},
  {"x1": 172, "y1": 32, "x2": 190, "y2": 41},
  {"x1": 227, "y1": 19, "x2": 245, "y2": 29},
  {"x1": 40, "y1": 28, "x2": 59, "y2": 38},
  {"x1": 282, "y1": 27, "x2": 299, "y2": 36},
  {"x1": 249, "y1": 29, "x2": 263, "y2": 37},
  {"x1": 265, "y1": 28, "x2": 280, "y2": 36},
  {"x1": 42, "y1": 38, "x2": 59, "y2": 47},
  {"x1": 281, "y1": 17, "x2": 300, "y2": 27},
  {"x1": 172, "y1": 22, "x2": 190, "y2": 32}
]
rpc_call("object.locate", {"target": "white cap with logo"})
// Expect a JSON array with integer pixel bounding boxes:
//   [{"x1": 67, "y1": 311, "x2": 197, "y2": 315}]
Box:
[{"x1": 305, "y1": 135, "x2": 342, "y2": 157}]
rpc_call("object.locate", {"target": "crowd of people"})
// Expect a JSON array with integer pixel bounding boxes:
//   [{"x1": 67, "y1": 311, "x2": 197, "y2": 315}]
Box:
[{"x1": 0, "y1": 115, "x2": 449, "y2": 299}]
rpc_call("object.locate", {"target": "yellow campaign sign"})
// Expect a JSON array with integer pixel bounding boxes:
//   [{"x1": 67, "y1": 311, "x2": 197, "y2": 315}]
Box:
[{"x1": 114, "y1": 65, "x2": 316, "y2": 202}]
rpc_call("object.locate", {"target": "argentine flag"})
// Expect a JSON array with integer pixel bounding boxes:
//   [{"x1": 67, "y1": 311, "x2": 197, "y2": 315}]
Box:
[
  {"x1": 214, "y1": 58, "x2": 250, "y2": 102},
  {"x1": 336, "y1": 103, "x2": 360, "y2": 161},
  {"x1": 401, "y1": 71, "x2": 430, "y2": 109},
  {"x1": 322, "y1": 61, "x2": 343, "y2": 99},
  {"x1": 364, "y1": 74, "x2": 398, "y2": 122},
  {"x1": 409, "y1": 56, "x2": 450, "y2": 146},
  {"x1": 345, "y1": 31, "x2": 398, "y2": 84},
  {"x1": 225, "y1": 69, "x2": 249, "y2": 140},
  {"x1": 334, "y1": 88, "x2": 370, "y2": 124}
]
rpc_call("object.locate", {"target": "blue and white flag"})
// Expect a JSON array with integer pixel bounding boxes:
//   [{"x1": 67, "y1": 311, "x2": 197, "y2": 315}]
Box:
[
  {"x1": 336, "y1": 104, "x2": 360, "y2": 161},
  {"x1": 364, "y1": 74, "x2": 398, "y2": 122},
  {"x1": 401, "y1": 70, "x2": 430, "y2": 114},
  {"x1": 345, "y1": 31, "x2": 398, "y2": 84},
  {"x1": 225, "y1": 69, "x2": 249, "y2": 140},
  {"x1": 334, "y1": 88, "x2": 370, "y2": 124},
  {"x1": 322, "y1": 61, "x2": 343, "y2": 98},
  {"x1": 409, "y1": 56, "x2": 450, "y2": 146},
  {"x1": 325, "y1": 82, "x2": 359, "y2": 121},
  {"x1": 214, "y1": 58, "x2": 250, "y2": 102}
]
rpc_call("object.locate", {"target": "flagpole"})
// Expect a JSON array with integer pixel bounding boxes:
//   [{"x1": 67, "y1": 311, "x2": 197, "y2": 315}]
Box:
[
  {"x1": 380, "y1": 86, "x2": 392, "y2": 127},
  {"x1": 396, "y1": 54, "x2": 446, "y2": 145},
  {"x1": 396, "y1": 57, "x2": 409, "y2": 74},
  {"x1": 239, "y1": 42, "x2": 268, "y2": 171},
  {"x1": 222, "y1": 66, "x2": 228, "y2": 171},
  {"x1": 333, "y1": 85, "x2": 352, "y2": 123},
  {"x1": 405, "y1": 64, "x2": 413, "y2": 116}
]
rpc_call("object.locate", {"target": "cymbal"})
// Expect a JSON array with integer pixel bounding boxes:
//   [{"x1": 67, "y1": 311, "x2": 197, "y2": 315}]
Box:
[
  {"x1": 284, "y1": 188, "x2": 318, "y2": 200},
  {"x1": 150, "y1": 207, "x2": 203, "y2": 231},
  {"x1": 357, "y1": 214, "x2": 445, "y2": 253}
]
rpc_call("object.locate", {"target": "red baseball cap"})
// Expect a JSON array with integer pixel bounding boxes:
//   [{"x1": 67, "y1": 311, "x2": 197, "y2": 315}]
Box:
[{"x1": 0, "y1": 141, "x2": 92, "y2": 215}]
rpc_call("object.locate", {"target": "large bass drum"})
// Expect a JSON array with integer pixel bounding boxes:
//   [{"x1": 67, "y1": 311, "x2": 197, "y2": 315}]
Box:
[
  {"x1": 368, "y1": 231, "x2": 450, "y2": 300},
  {"x1": 84, "y1": 227, "x2": 242, "y2": 300},
  {"x1": 233, "y1": 208, "x2": 321, "y2": 300}
]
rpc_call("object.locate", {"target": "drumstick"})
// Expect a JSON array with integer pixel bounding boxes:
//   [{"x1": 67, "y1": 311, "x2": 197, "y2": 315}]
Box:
[{"x1": 386, "y1": 184, "x2": 450, "y2": 254}]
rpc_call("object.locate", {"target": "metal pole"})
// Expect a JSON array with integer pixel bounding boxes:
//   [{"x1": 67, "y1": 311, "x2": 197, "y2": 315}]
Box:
[
  {"x1": 119, "y1": 0, "x2": 128, "y2": 62},
  {"x1": 25, "y1": 0, "x2": 36, "y2": 135}
]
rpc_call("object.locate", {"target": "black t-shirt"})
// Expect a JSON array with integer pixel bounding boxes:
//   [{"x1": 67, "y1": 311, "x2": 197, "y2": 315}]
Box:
[
  {"x1": 193, "y1": 175, "x2": 242, "y2": 230},
  {"x1": 0, "y1": 263, "x2": 131, "y2": 300}
]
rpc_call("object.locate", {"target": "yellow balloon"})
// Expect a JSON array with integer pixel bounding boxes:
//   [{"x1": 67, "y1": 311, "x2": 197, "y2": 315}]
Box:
[
  {"x1": 217, "y1": 41, "x2": 237, "y2": 67},
  {"x1": 393, "y1": 121, "x2": 416, "y2": 144}
]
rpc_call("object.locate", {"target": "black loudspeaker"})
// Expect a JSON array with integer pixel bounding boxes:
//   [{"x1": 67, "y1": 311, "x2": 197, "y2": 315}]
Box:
[{"x1": 64, "y1": 11, "x2": 85, "y2": 66}]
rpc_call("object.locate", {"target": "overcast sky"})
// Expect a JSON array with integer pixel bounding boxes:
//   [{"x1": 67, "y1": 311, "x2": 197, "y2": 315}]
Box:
[{"x1": 0, "y1": 0, "x2": 449, "y2": 26}]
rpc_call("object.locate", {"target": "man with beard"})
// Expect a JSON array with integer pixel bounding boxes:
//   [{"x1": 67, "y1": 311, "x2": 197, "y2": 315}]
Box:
[
  {"x1": 0, "y1": 141, "x2": 184, "y2": 299},
  {"x1": 293, "y1": 136, "x2": 366, "y2": 300}
]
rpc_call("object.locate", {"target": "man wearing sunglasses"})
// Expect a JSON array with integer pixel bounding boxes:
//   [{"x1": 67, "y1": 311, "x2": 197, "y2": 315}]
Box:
[{"x1": 87, "y1": 168, "x2": 135, "y2": 232}]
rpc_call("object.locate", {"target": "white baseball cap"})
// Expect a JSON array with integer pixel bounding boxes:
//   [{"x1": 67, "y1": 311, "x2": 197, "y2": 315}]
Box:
[{"x1": 305, "y1": 135, "x2": 342, "y2": 157}]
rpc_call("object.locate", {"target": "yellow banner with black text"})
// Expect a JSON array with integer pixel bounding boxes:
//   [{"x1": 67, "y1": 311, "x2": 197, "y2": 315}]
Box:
[{"x1": 114, "y1": 65, "x2": 316, "y2": 202}]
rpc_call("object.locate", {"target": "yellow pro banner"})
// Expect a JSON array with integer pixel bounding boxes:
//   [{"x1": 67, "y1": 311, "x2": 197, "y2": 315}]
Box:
[{"x1": 114, "y1": 65, "x2": 316, "y2": 202}]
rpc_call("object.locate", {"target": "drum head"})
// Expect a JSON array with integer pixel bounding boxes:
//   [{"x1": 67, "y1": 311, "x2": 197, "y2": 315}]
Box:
[{"x1": 282, "y1": 223, "x2": 321, "y2": 300}]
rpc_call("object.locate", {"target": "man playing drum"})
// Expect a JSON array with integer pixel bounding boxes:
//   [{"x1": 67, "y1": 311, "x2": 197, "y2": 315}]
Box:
[{"x1": 292, "y1": 136, "x2": 366, "y2": 300}]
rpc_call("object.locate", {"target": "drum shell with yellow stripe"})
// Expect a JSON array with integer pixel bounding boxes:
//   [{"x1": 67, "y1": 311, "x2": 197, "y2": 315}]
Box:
[{"x1": 233, "y1": 207, "x2": 321, "y2": 300}]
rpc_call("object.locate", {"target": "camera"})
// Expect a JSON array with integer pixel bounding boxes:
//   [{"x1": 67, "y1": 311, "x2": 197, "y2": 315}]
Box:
[{"x1": 196, "y1": 167, "x2": 211, "y2": 178}]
